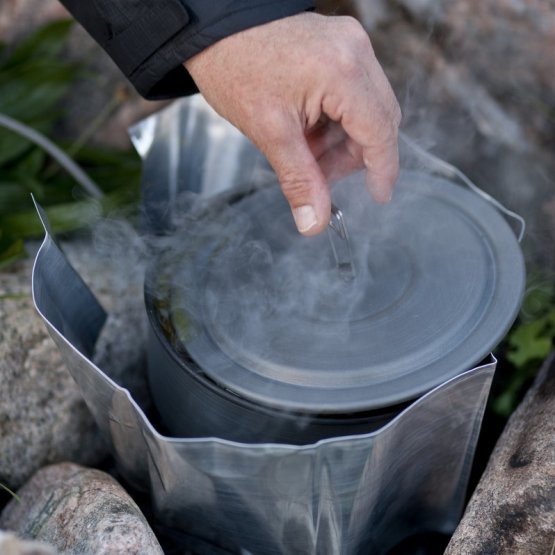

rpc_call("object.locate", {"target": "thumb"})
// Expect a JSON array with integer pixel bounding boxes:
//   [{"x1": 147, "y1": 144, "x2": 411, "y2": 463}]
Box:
[{"x1": 261, "y1": 124, "x2": 331, "y2": 236}]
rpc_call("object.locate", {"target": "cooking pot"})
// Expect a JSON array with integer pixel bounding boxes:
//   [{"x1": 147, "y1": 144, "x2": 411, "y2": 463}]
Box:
[
  {"x1": 145, "y1": 168, "x2": 525, "y2": 444},
  {"x1": 30, "y1": 95, "x2": 526, "y2": 553}
]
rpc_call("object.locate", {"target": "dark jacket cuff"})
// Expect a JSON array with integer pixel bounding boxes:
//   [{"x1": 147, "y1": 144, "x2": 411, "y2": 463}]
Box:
[
  {"x1": 61, "y1": 0, "x2": 314, "y2": 99},
  {"x1": 133, "y1": 0, "x2": 315, "y2": 99}
]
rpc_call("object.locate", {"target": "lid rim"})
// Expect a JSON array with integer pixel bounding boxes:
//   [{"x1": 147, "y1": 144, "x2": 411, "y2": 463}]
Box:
[{"x1": 152, "y1": 170, "x2": 526, "y2": 412}]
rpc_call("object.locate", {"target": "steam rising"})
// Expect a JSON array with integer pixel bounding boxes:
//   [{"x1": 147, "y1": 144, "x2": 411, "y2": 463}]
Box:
[
  {"x1": 159, "y1": 173, "x2": 408, "y2": 374},
  {"x1": 149, "y1": 164, "x2": 504, "y2": 402},
  {"x1": 84, "y1": 151, "x2": 524, "y2": 439}
]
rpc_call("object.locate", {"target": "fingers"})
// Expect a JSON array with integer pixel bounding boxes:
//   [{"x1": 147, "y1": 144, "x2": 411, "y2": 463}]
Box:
[
  {"x1": 307, "y1": 119, "x2": 365, "y2": 182},
  {"x1": 256, "y1": 114, "x2": 331, "y2": 236},
  {"x1": 307, "y1": 113, "x2": 398, "y2": 202},
  {"x1": 343, "y1": 83, "x2": 401, "y2": 202},
  {"x1": 185, "y1": 11, "x2": 401, "y2": 233},
  {"x1": 317, "y1": 138, "x2": 364, "y2": 183},
  {"x1": 363, "y1": 136, "x2": 400, "y2": 203},
  {"x1": 306, "y1": 118, "x2": 346, "y2": 160},
  {"x1": 341, "y1": 93, "x2": 400, "y2": 202},
  {"x1": 321, "y1": 22, "x2": 402, "y2": 202}
]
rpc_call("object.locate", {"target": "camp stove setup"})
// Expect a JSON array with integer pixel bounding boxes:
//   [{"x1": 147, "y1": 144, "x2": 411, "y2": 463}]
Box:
[{"x1": 32, "y1": 95, "x2": 525, "y2": 554}]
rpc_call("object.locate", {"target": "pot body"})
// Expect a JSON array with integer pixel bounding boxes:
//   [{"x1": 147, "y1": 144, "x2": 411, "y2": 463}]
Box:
[
  {"x1": 144, "y1": 168, "x2": 525, "y2": 444},
  {"x1": 144, "y1": 178, "x2": 525, "y2": 444},
  {"x1": 146, "y1": 298, "x2": 404, "y2": 444}
]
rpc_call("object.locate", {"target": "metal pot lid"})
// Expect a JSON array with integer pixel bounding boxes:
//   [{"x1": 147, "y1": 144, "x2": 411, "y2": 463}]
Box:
[{"x1": 163, "y1": 170, "x2": 525, "y2": 413}]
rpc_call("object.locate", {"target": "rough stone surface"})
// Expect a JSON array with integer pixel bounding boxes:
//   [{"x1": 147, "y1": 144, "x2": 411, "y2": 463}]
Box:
[
  {"x1": 0, "y1": 463, "x2": 163, "y2": 555},
  {"x1": 0, "y1": 531, "x2": 56, "y2": 555},
  {"x1": 388, "y1": 0, "x2": 555, "y2": 146},
  {"x1": 353, "y1": 0, "x2": 555, "y2": 273},
  {"x1": 445, "y1": 353, "x2": 555, "y2": 555},
  {"x1": 1, "y1": 3, "x2": 554, "y2": 551},
  {"x1": 0, "y1": 258, "x2": 107, "y2": 490},
  {"x1": 0, "y1": 219, "x2": 153, "y2": 491}
]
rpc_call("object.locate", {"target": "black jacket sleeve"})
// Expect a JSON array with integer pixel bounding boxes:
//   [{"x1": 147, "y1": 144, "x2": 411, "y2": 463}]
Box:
[{"x1": 59, "y1": 0, "x2": 315, "y2": 100}]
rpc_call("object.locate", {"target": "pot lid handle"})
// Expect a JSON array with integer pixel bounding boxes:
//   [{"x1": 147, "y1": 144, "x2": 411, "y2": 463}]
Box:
[
  {"x1": 400, "y1": 133, "x2": 526, "y2": 243},
  {"x1": 327, "y1": 204, "x2": 356, "y2": 282}
]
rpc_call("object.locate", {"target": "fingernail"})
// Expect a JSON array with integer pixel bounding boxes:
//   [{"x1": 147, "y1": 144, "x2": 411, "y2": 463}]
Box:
[{"x1": 293, "y1": 205, "x2": 318, "y2": 233}]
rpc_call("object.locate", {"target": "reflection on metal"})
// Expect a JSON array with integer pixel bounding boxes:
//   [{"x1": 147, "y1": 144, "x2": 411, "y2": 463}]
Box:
[
  {"x1": 327, "y1": 204, "x2": 356, "y2": 282},
  {"x1": 31, "y1": 96, "x2": 500, "y2": 555}
]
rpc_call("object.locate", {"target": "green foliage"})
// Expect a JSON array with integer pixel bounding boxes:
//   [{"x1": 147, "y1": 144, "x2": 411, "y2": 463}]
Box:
[
  {"x1": 493, "y1": 277, "x2": 555, "y2": 416},
  {"x1": 509, "y1": 279, "x2": 555, "y2": 366},
  {"x1": 507, "y1": 312, "x2": 555, "y2": 368},
  {"x1": 0, "y1": 20, "x2": 141, "y2": 267}
]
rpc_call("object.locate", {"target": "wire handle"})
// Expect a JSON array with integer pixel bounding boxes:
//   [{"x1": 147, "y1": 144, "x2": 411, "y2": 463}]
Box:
[{"x1": 400, "y1": 133, "x2": 525, "y2": 243}]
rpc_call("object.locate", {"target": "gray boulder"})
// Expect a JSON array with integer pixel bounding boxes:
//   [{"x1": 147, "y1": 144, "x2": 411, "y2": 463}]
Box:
[
  {"x1": 0, "y1": 227, "x2": 150, "y2": 492},
  {"x1": 446, "y1": 353, "x2": 555, "y2": 554},
  {"x1": 0, "y1": 258, "x2": 107, "y2": 490},
  {"x1": 0, "y1": 463, "x2": 163, "y2": 555},
  {"x1": 353, "y1": 0, "x2": 555, "y2": 273}
]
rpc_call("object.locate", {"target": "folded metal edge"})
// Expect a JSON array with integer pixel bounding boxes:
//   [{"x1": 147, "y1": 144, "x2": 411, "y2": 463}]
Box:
[
  {"x1": 31, "y1": 198, "x2": 496, "y2": 451},
  {"x1": 30, "y1": 199, "x2": 496, "y2": 551}
]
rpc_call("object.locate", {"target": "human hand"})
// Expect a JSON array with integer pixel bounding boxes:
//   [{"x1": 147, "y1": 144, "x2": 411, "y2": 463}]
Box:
[{"x1": 184, "y1": 12, "x2": 401, "y2": 236}]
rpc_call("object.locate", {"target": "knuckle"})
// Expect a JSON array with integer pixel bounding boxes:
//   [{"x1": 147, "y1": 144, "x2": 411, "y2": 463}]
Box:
[
  {"x1": 280, "y1": 173, "x2": 312, "y2": 199},
  {"x1": 336, "y1": 47, "x2": 363, "y2": 80},
  {"x1": 330, "y1": 21, "x2": 372, "y2": 80},
  {"x1": 341, "y1": 16, "x2": 373, "y2": 51},
  {"x1": 257, "y1": 106, "x2": 291, "y2": 145},
  {"x1": 390, "y1": 98, "x2": 402, "y2": 127},
  {"x1": 377, "y1": 104, "x2": 401, "y2": 141},
  {"x1": 372, "y1": 122, "x2": 396, "y2": 147},
  {"x1": 340, "y1": 16, "x2": 364, "y2": 36}
]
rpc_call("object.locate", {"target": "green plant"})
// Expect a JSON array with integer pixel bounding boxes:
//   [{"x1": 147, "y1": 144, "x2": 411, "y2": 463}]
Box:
[
  {"x1": 0, "y1": 482, "x2": 20, "y2": 502},
  {"x1": 492, "y1": 276, "x2": 555, "y2": 416},
  {"x1": 0, "y1": 20, "x2": 141, "y2": 267}
]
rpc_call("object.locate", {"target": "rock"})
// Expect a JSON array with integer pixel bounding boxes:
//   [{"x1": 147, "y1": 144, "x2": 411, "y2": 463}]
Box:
[
  {"x1": 367, "y1": 0, "x2": 555, "y2": 157},
  {"x1": 0, "y1": 218, "x2": 153, "y2": 491},
  {"x1": 0, "y1": 258, "x2": 107, "y2": 491},
  {"x1": 0, "y1": 463, "x2": 163, "y2": 555},
  {"x1": 0, "y1": 531, "x2": 56, "y2": 555},
  {"x1": 350, "y1": 1, "x2": 555, "y2": 273},
  {"x1": 445, "y1": 353, "x2": 555, "y2": 554}
]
